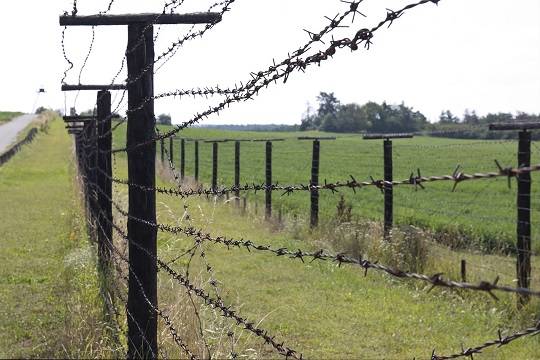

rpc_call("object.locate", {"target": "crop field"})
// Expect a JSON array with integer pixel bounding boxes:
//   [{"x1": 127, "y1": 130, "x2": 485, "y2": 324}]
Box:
[
  {"x1": 112, "y1": 123, "x2": 540, "y2": 253},
  {"x1": 101, "y1": 120, "x2": 540, "y2": 359}
]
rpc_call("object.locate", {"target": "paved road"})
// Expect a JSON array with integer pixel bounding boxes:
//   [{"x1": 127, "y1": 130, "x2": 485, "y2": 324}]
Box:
[{"x1": 0, "y1": 114, "x2": 37, "y2": 154}]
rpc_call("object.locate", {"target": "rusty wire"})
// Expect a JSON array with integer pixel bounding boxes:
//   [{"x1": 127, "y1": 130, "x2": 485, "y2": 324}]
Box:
[
  {"x1": 112, "y1": 0, "x2": 443, "y2": 154},
  {"x1": 99, "y1": 161, "x2": 540, "y2": 201},
  {"x1": 106, "y1": 197, "x2": 540, "y2": 301},
  {"x1": 108, "y1": 219, "x2": 302, "y2": 360},
  {"x1": 431, "y1": 320, "x2": 540, "y2": 359}
]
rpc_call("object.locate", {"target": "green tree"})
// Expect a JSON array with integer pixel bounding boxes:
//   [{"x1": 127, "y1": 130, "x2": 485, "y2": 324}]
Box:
[
  {"x1": 439, "y1": 110, "x2": 459, "y2": 124},
  {"x1": 157, "y1": 113, "x2": 172, "y2": 125}
]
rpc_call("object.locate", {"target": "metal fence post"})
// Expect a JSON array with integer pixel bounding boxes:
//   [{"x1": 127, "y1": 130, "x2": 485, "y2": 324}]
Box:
[
  {"x1": 265, "y1": 141, "x2": 272, "y2": 219},
  {"x1": 383, "y1": 139, "x2": 393, "y2": 239},
  {"x1": 235, "y1": 141, "x2": 240, "y2": 206},
  {"x1": 517, "y1": 130, "x2": 531, "y2": 304},
  {"x1": 310, "y1": 140, "x2": 320, "y2": 228}
]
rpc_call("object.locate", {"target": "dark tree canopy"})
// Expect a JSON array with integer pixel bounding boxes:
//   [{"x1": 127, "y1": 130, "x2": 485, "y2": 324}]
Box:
[
  {"x1": 157, "y1": 113, "x2": 172, "y2": 125},
  {"x1": 300, "y1": 92, "x2": 428, "y2": 133}
]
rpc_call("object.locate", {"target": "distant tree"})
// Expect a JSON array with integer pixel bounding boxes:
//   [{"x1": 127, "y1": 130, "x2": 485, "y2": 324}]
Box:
[
  {"x1": 315, "y1": 92, "x2": 340, "y2": 128},
  {"x1": 439, "y1": 110, "x2": 459, "y2": 124},
  {"x1": 157, "y1": 113, "x2": 172, "y2": 125},
  {"x1": 35, "y1": 106, "x2": 47, "y2": 115},
  {"x1": 300, "y1": 102, "x2": 316, "y2": 131},
  {"x1": 463, "y1": 109, "x2": 479, "y2": 125}
]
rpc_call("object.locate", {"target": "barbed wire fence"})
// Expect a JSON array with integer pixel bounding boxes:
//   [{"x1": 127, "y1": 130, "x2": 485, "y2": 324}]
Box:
[{"x1": 59, "y1": 0, "x2": 540, "y2": 358}]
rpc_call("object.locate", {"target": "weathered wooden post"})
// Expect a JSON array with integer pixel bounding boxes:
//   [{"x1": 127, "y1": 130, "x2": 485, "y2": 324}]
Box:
[
  {"x1": 461, "y1": 259, "x2": 467, "y2": 283},
  {"x1": 489, "y1": 122, "x2": 539, "y2": 305},
  {"x1": 96, "y1": 90, "x2": 113, "y2": 264},
  {"x1": 364, "y1": 133, "x2": 414, "y2": 239},
  {"x1": 169, "y1": 137, "x2": 174, "y2": 164},
  {"x1": 212, "y1": 142, "x2": 218, "y2": 191},
  {"x1": 60, "y1": 11, "x2": 222, "y2": 358},
  {"x1": 265, "y1": 141, "x2": 272, "y2": 219},
  {"x1": 235, "y1": 141, "x2": 240, "y2": 206},
  {"x1": 194, "y1": 140, "x2": 199, "y2": 182},
  {"x1": 298, "y1": 136, "x2": 336, "y2": 228},
  {"x1": 160, "y1": 138, "x2": 165, "y2": 163},
  {"x1": 62, "y1": 88, "x2": 125, "y2": 266},
  {"x1": 180, "y1": 138, "x2": 186, "y2": 181}
]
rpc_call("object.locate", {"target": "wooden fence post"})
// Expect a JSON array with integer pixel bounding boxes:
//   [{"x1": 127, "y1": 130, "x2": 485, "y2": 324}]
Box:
[
  {"x1": 212, "y1": 142, "x2": 218, "y2": 191},
  {"x1": 194, "y1": 140, "x2": 199, "y2": 182},
  {"x1": 160, "y1": 138, "x2": 164, "y2": 163},
  {"x1": 180, "y1": 139, "x2": 185, "y2": 181},
  {"x1": 126, "y1": 22, "x2": 158, "y2": 358},
  {"x1": 169, "y1": 137, "x2": 174, "y2": 164},
  {"x1": 517, "y1": 130, "x2": 531, "y2": 304},
  {"x1": 383, "y1": 139, "x2": 393, "y2": 239},
  {"x1": 489, "y1": 123, "x2": 537, "y2": 306},
  {"x1": 235, "y1": 141, "x2": 240, "y2": 206},
  {"x1": 310, "y1": 140, "x2": 320, "y2": 228},
  {"x1": 96, "y1": 90, "x2": 112, "y2": 264},
  {"x1": 265, "y1": 141, "x2": 272, "y2": 219},
  {"x1": 363, "y1": 133, "x2": 414, "y2": 239},
  {"x1": 461, "y1": 259, "x2": 467, "y2": 282}
]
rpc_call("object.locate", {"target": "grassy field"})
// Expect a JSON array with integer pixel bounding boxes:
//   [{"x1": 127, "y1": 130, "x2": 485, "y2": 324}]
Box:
[
  {"x1": 2, "y1": 118, "x2": 540, "y2": 358},
  {"x1": 0, "y1": 111, "x2": 22, "y2": 123},
  {"x1": 107, "y1": 135, "x2": 540, "y2": 359},
  {"x1": 110, "y1": 124, "x2": 540, "y2": 253},
  {"x1": 0, "y1": 117, "x2": 120, "y2": 358}
]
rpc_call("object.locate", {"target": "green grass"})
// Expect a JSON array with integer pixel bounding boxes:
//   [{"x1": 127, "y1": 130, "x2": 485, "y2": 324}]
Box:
[
  {"x1": 105, "y1": 152, "x2": 540, "y2": 359},
  {"x1": 0, "y1": 111, "x2": 23, "y2": 123},
  {"x1": 110, "y1": 124, "x2": 540, "y2": 252},
  {"x1": 2, "y1": 118, "x2": 539, "y2": 358},
  {"x1": 0, "y1": 118, "x2": 120, "y2": 357}
]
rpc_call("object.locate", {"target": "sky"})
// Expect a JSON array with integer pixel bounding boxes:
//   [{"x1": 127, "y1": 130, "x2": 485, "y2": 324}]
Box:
[{"x1": 0, "y1": 0, "x2": 539, "y2": 125}]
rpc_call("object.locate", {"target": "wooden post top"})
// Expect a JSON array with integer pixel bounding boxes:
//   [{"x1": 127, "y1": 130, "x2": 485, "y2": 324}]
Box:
[
  {"x1": 363, "y1": 133, "x2": 414, "y2": 140},
  {"x1": 60, "y1": 12, "x2": 222, "y2": 26},
  {"x1": 62, "y1": 84, "x2": 127, "y2": 91}
]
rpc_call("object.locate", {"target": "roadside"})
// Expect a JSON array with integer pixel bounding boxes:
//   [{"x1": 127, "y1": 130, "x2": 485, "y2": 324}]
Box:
[
  {"x1": 0, "y1": 118, "x2": 119, "y2": 357},
  {"x1": 0, "y1": 114, "x2": 37, "y2": 154}
]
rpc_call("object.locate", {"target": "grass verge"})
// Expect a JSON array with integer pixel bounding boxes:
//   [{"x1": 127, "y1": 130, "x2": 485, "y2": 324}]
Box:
[{"x1": 0, "y1": 118, "x2": 121, "y2": 357}]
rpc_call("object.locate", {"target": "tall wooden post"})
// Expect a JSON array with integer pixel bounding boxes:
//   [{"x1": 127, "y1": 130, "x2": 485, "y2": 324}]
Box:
[
  {"x1": 126, "y1": 22, "x2": 158, "y2": 358},
  {"x1": 59, "y1": 11, "x2": 222, "y2": 360},
  {"x1": 180, "y1": 139, "x2": 185, "y2": 181},
  {"x1": 517, "y1": 130, "x2": 531, "y2": 304},
  {"x1": 160, "y1": 138, "x2": 165, "y2": 163},
  {"x1": 212, "y1": 142, "x2": 218, "y2": 191},
  {"x1": 86, "y1": 118, "x2": 99, "y2": 239},
  {"x1": 310, "y1": 140, "x2": 320, "y2": 228},
  {"x1": 383, "y1": 139, "x2": 393, "y2": 239},
  {"x1": 364, "y1": 133, "x2": 413, "y2": 239},
  {"x1": 489, "y1": 122, "x2": 539, "y2": 305},
  {"x1": 194, "y1": 140, "x2": 199, "y2": 182},
  {"x1": 235, "y1": 141, "x2": 240, "y2": 206},
  {"x1": 169, "y1": 137, "x2": 174, "y2": 164},
  {"x1": 96, "y1": 90, "x2": 112, "y2": 264},
  {"x1": 265, "y1": 141, "x2": 272, "y2": 219}
]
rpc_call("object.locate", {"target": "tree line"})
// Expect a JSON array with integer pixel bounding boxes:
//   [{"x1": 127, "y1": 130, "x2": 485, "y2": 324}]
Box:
[{"x1": 300, "y1": 92, "x2": 539, "y2": 139}]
